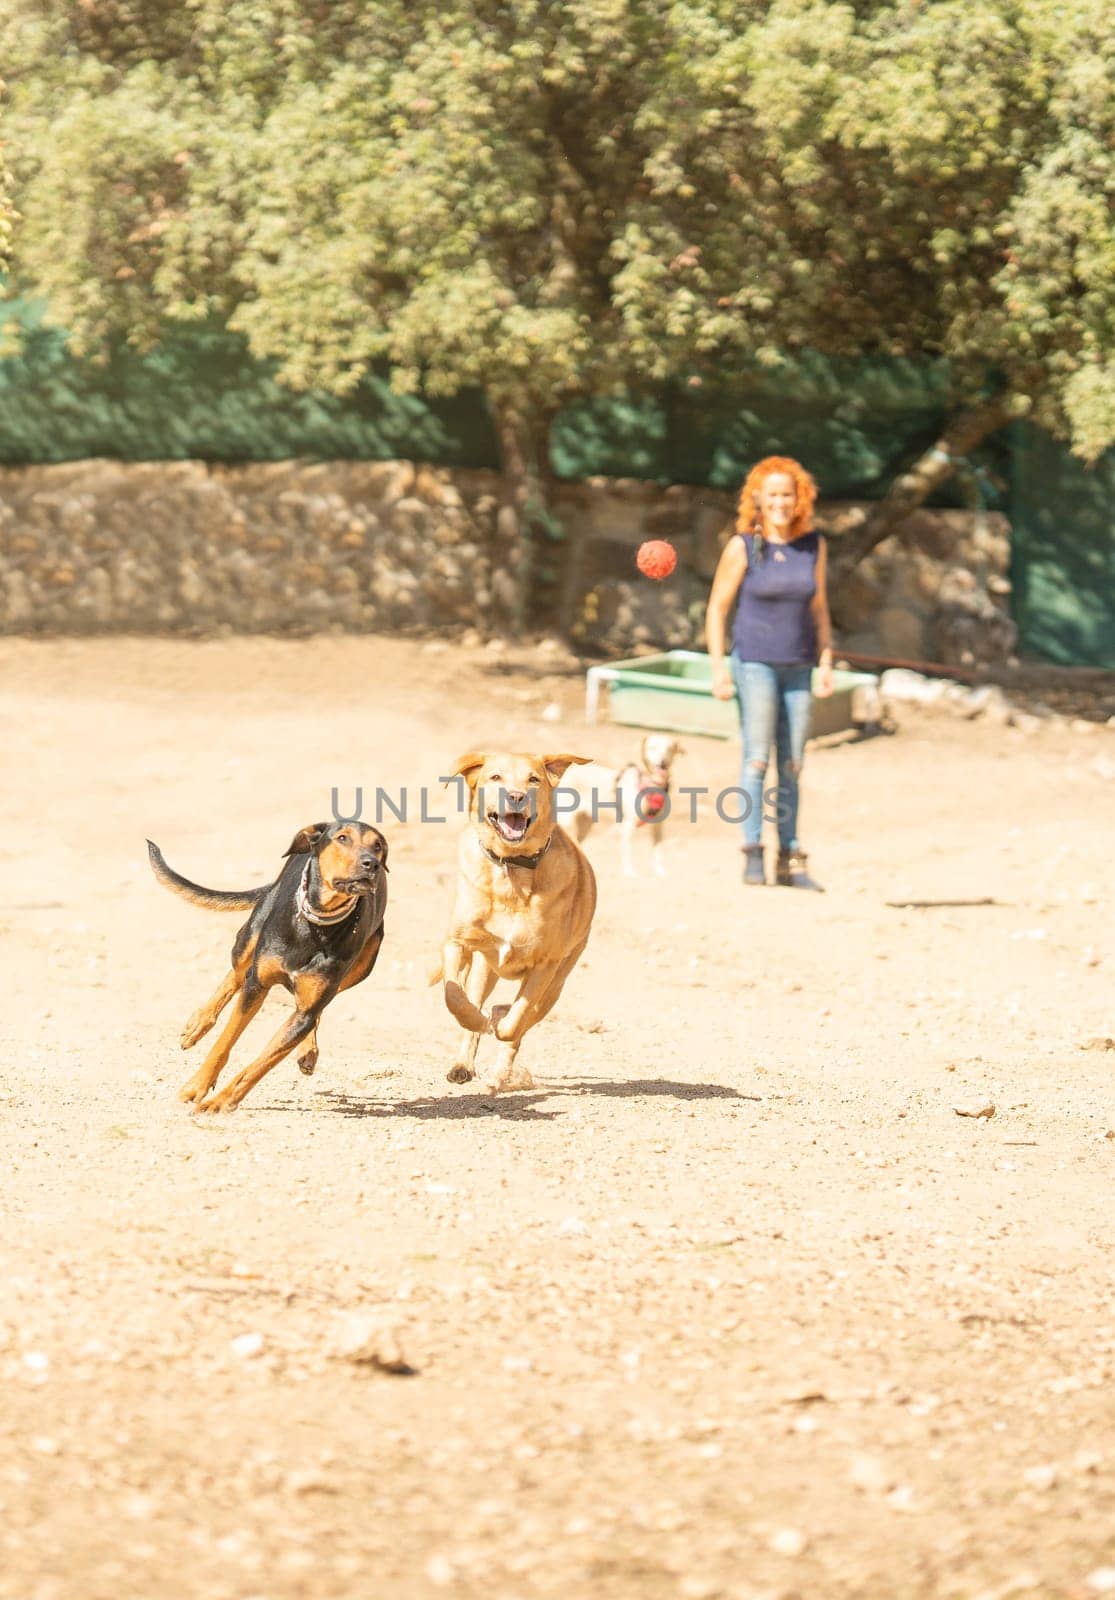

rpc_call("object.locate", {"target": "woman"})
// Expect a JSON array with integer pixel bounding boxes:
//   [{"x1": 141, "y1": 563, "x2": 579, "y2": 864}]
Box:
[{"x1": 705, "y1": 455, "x2": 834, "y2": 889}]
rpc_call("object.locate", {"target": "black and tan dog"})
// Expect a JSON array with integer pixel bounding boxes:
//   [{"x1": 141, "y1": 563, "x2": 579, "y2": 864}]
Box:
[{"x1": 147, "y1": 821, "x2": 388, "y2": 1113}]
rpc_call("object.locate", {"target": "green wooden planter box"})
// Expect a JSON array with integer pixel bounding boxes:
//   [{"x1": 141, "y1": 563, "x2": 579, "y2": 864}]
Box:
[{"x1": 585, "y1": 650, "x2": 878, "y2": 740}]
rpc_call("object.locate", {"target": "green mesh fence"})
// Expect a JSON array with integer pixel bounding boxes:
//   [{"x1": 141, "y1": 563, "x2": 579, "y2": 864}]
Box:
[
  {"x1": 552, "y1": 364, "x2": 1012, "y2": 509},
  {"x1": 0, "y1": 301, "x2": 500, "y2": 467},
  {"x1": 1, "y1": 299, "x2": 1110, "y2": 664},
  {"x1": 1010, "y1": 425, "x2": 1115, "y2": 668}
]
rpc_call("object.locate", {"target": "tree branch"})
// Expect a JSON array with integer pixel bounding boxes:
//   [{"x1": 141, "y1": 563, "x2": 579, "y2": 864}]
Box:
[{"x1": 832, "y1": 394, "x2": 1014, "y2": 571}]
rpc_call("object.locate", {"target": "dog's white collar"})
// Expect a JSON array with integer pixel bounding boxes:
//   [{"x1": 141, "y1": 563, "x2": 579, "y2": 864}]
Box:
[{"x1": 296, "y1": 862, "x2": 358, "y2": 926}]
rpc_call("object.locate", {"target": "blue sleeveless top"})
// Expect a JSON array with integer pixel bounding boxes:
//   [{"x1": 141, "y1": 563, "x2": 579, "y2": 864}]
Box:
[{"x1": 731, "y1": 531, "x2": 821, "y2": 665}]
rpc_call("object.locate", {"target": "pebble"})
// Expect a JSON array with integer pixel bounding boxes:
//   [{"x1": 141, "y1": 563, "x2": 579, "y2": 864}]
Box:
[
  {"x1": 953, "y1": 1102, "x2": 996, "y2": 1119},
  {"x1": 679, "y1": 1578, "x2": 719, "y2": 1599},
  {"x1": 1086, "y1": 1570, "x2": 1115, "y2": 1594},
  {"x1": 286, "y1": 1469, "x2": 337, "y2": 1496},
  {"x1": 559, "y1": 1216, "x2": 588, "y2": 1235},
  {"x1": 769, "y1": 1527, "x2": 808, "y2": 1557},
  {"x1": 850, "y1": 1454, "x2": 893, "y2": 1493},
  {"x1": 230, "y1": 1332, "x2": 265, "y2": 1360},
  {"x1": 331, "y1": 1313, "x2": 413, "y2": 1375},
  {"x1": 425, "y1": 1554, "x2": 455, "y2": 1587}
]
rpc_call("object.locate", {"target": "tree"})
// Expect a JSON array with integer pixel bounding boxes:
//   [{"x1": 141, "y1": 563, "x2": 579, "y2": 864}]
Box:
[
  {"x1": 615, "y1": 0, "x2": 1114, "y2": 564},
  {"x1": 0, "y1": 70, "x2": 13, "y2": 273},
  {"x1": 3, "y1": 0, "x2": 1113, "y2": 608},
  {"x1": 2, "y1": 0, "x2": 695, "y2": 626}
]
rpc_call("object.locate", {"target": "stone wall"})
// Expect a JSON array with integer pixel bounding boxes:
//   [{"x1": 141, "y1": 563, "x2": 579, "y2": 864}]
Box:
[
  {"x1": 0, "y1": 459, "x2": 1017, "y2": 665},
  {"x1": 0, "y1": 460, "x2": 497, "y2": 635}
]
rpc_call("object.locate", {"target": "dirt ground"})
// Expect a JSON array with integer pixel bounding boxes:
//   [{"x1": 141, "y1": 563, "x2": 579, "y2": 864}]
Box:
[{"x1": 1, "y1": 634, "x2": 1114, "y2": 1600}]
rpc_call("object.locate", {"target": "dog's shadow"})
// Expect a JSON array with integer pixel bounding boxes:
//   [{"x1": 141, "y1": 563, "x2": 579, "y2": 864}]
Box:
[{"x1": 315, "y1": 1075, "x2": 754, "y2": 1122}]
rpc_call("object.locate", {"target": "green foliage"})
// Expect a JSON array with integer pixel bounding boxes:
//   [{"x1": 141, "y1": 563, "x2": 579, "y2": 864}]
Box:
[
  {"x1": 0, "y1": 68, "x2": 13, "y2": 271},
  {"x1": 1, "y1": 0, "x2": 1113, "y2": 456}
]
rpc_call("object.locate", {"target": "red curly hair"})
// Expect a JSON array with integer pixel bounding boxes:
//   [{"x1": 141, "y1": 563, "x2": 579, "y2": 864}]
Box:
[{"x1": 735, "y1": 456, "x2": 818, "y2": 540}]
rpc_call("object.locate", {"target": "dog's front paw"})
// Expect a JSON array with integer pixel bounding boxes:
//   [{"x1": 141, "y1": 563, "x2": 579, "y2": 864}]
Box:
[
  {"x1": 178, "y1": 1076, "x2": 210, "y2": 1104},
  {"x1": 484, "y1": 1066, "x2": 535, "y2": 1095},
  {"x1": 444, "y1": 982, "x2": 489, "y2": 1034},
  {"x1": 447, "y1": 1064, "x2": 475, "y2": 1083},
  {"x1": 180, "y1": 1010, "x2": 212, "y2": 1050},
  {"x1": 193, "y1": 1094, "x2": 234, "y2": 1116}
]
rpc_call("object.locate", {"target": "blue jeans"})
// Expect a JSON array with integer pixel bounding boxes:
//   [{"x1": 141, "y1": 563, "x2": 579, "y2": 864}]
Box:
[{"x1": 730, "y1": 658, "x2": 814, "y2": 850}]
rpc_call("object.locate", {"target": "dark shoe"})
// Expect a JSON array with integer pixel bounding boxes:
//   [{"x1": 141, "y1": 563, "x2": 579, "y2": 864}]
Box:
[
  {"x1": 742, "y1": 845, "x2": 766, "y2": 886},
  {"x1": 776, "y1": 849, "x2": 824, "y2": 892}
]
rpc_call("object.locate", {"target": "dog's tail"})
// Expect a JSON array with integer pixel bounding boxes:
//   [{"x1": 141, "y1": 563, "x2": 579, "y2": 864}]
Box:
[
  {"x1": 427, "y1": 958, "x2": 444, "y2": 987},
  {"x1": 146, "y1": 840, "x2": 268, "y2": 912}
]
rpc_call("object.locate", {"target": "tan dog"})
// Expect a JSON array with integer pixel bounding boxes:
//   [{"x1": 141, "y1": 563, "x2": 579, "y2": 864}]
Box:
[{"x1": 434, "y1": 751, "x2": 596, "y2": 1093}]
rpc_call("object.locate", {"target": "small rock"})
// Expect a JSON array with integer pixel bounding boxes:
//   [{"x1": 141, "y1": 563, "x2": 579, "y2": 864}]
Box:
[
  {"x1": 1023, "y1": 1464, "x2": 1058, "y2": 1491},
  {"x1": 1078, "y1": 1037, "x2": 1114, "y2": 1053},
  {"x1": 850, "y1": 1454, "x2": 893, "y2": 1493},
  {"x1": 879, "y1": 669, "x2": 953, "y2": 706},
  {"x1": 425, "y1": 1554, "x2": 455, "y2": 1587},
  {"x1": 769, "y1": 1527, "x2": 808, "y2": 1557},
  {"x1": 331, "y1": 1313, "x2": 415, "y2": 1375},
  {"x1": 679, "y1": 1578, "x2": 719, "y2": 1599},
  {"x1": 559, "y1": 1216, "x2": 588, "y2": 1235},
  {"x1": 286, "y1": 1469, "x2": 338, "y2": 1496},
  {"x1": 230, "y1": 1332, "x2": 265, "y2": 1360},
  {"x1": 953, "y1": 1101, "x2": 996, "y2": 1119},
  {"x1": 540, "y1": 700, "x2": 562, "y2": 722},
  {"x1": 1086, "y1": 1569, "x2": 1115, "y2": 1595},
  {"x1": 946, "y1": 684, "x2": 1000, "y2": 719}
]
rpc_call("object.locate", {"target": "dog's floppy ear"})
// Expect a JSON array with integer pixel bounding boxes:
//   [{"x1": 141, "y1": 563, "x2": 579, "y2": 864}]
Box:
[
  {"x1": 542, "y1": 754, "x2": 592, "y2": 783},
  {"x1": 449, "y1": 752, "x2": 487, "y2": 787},
  {"x1": 283, "y1": 821, "x2": 330, "y2": 857}
]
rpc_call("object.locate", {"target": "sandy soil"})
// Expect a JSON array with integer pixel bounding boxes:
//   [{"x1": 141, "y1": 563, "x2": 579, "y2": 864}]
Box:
[{"x1": 1, "y1": 634, "x2": 1114, "y2": 1600}]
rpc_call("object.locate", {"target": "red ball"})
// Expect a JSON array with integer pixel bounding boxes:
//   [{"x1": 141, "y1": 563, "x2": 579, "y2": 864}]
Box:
[{"x1": 636, "y1": 539, "x2": 678, "y2": 580}]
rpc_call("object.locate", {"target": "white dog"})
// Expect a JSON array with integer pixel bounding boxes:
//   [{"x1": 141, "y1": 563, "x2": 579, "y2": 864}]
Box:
[{"x1": 558, "y1": 733, "x2": 684, "y2": 878}]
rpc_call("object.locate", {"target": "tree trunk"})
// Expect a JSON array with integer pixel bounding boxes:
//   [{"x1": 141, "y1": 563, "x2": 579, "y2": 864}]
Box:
[
  {"x1": 490, "y1": 398, "x2": 551, "y2": 636},
  {"x1": 832, "y1": 394, "x2": 1014, "y2": 572}
]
